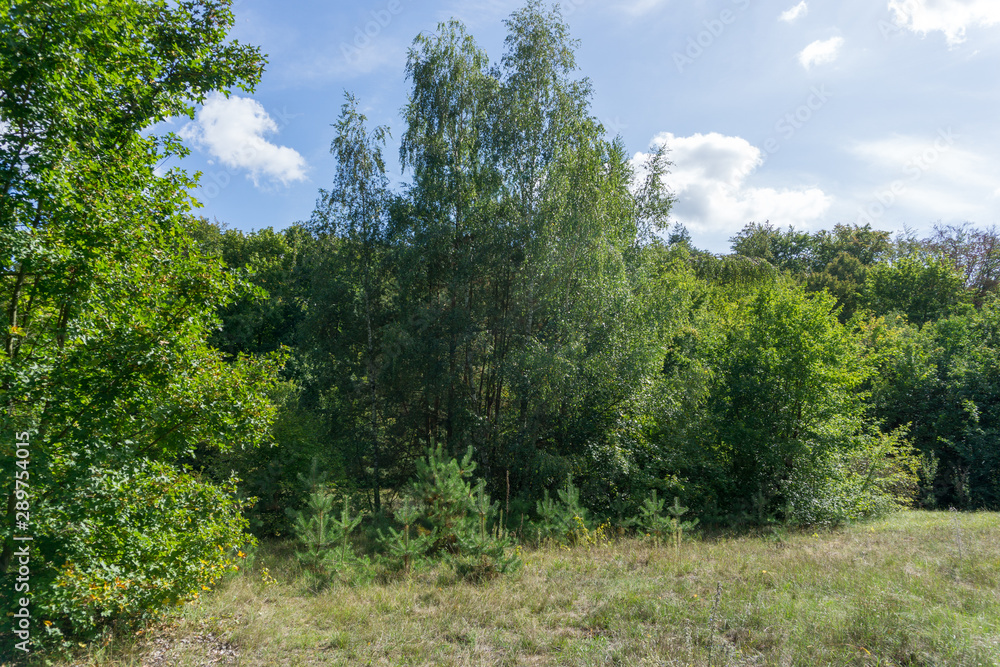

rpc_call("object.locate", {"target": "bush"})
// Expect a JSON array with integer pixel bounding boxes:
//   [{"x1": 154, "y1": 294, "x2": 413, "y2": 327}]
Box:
[
  {"x1": 782, "y1": 427, "x2": 919, "y2": 526},
  {"x1": 0, "y1": 461, "x2": 252, "y2": 654}
]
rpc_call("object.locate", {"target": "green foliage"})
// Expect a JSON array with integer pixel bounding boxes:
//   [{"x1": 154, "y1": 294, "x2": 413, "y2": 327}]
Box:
[
  {"x1": 863, "y1": 254, "x2": 971, "y2": 327},
  {"x1": 378, "y1": 499, "x2": 436, "y2": 574},
  {"x1": 0, "y1": 0, "x2": 276, "y2": 650},
  {"x1": 307, "y1": 93, "x2": 393, "y2": 512},
  {"x1": 729, "y1": 222, "x2": 816, "y2": 275},
  {"x1": 18, "y1": 462, "x2": 251, "y2": 647},
  {"x1": 384, "y1": 444, "x2": 520, "y2": 580},
  {"x1": 712, "y1": 281, "x2": 871, "y2": 519},
  {"x1": 924, "y1": 222, "x2": 1000, "y2": 300},
  {"x1": 192, "y1": 221, "x2": 314, "y2": 359},
  {"x1": 293, "y1": 489, "x2": 364, "y2": 581},
  {"x1": 407, "y1": 444, "x2": 479, "y2": 552},
  {"x1": 644, "y1": 277, "x2": 920, "y2": 526},
  {"x1": 633, "y1": 490, "x2": 671, "y2": 545},
  {"x1": 781, "y1": 427, "x2": 919, "y2": 526},
  {"x1": 729, "y1": 222, "x2": 896, "y2": 322},
  {"x1": 872, "y1": 303, "x2": 1000, "y2": 509},
  {"x1": 535, "y1": 476, "x2": 592, "y2": 545},
  {"x1": 664, "y1": 496, "x2": 699, "y2": 556},
  {"x1": 730, "y1": 222, "x2": 892, "y2": 278}
]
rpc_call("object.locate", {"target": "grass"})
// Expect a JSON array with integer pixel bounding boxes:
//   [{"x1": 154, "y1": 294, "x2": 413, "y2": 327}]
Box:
[{"x1": 38, "y1": 511, "x2": 1000, "y2": 666}]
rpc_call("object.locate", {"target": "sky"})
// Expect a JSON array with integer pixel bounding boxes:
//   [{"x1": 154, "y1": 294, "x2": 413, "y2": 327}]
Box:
[{"x1": 161, "y1": 0, "x2": 1000, "y2": 253}]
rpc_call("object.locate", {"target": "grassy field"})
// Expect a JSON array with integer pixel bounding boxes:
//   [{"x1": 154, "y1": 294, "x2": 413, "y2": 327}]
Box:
[{"x1": 46, "y1": 511, "x2": 1000, "y2": 666}]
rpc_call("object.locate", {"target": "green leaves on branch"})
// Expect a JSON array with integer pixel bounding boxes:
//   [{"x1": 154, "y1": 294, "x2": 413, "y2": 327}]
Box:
[{"x1": 0, "y1": 0, "x2": 276, "y2": 649}]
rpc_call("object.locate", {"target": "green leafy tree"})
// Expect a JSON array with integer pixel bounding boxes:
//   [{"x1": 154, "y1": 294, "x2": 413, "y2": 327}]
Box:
[
  {"x1": 191, "y1": 222, "x2": 329, "y2": 536},
  {"x1": 385, "y1": 3, "x2": 673, "y2": 514},
  {"x1": 806, "y1": 251, "x2": 868, "y2": 322},
  {"x1": 0, "y1": 0, "x2": 277, "y2": 648},
  {"x1": 923, "y1": 222, "x2": 1000, "y2": 303},
  {"x1": 863, "y1": 254, "x2": 971, "y2": 327},
  {"x1": 871, "y1": 304, "x2": 1000, "y2": 509},
  {"x1": 650, "y1": 278, "x2": 918, "y2": 524},
  {"x1": 307, "y1": 94, "x2": 393, "y2": 512}
]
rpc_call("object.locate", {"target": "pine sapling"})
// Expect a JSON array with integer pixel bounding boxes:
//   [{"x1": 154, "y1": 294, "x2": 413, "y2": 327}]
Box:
[
  {"x1": 293, "y1": 488, "x2": 338, "y2": 575},
  {"x1": 332, "y1": 497, "x2": 364, "y2": 566},
  {"x1": 665, "y1": 496, "x2": 699, "y2": 558},
  {"x1": 379, "y1": 498, "x2": 433, "y2": 574},
  {"x1": 636, "y1": 489, "x2": 672, "y2": 547}
]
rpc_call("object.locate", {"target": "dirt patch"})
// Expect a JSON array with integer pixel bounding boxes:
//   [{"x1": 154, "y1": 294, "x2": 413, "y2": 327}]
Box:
[{"x1": 139, "y1": 631, "x2": 239, "y2": 667}]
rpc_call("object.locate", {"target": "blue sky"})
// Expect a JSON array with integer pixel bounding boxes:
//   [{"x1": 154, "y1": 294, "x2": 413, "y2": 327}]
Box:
[{"x1": 163, "y1": 0, "x2": 1000, "y2": 253}]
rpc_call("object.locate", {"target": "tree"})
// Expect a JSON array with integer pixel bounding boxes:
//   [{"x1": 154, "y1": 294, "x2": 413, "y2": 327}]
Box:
[
  {"x1": 729, "y1": 222, "x2": 814, "y2": 275},
  {"x1": 871, "y1": 304, "x2": 1000, "y2": 509},
  {"x1": 863, "y1": 254, "x2": 970, "y2": 327},
  {"x1": 385, "y1": 2, "x2": 674, "y2": 507},
  {"x1": 649, "y1": 278, "x2": 917, "y2": 524},
  {"x1": 0, "y1": 0, "x2": 277, "y2": 647},
  {"x1": 307, "y1": 94, "x2": 393, "y2": 511},
  {"x1": 924, "y1": 222, "x2": 1000, "y2": 302}
]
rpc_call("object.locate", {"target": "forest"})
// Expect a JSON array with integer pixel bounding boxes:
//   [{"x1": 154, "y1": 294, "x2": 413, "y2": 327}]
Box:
[{"x1": 1, "y1": 0, "x2": 999, "y2": 659}]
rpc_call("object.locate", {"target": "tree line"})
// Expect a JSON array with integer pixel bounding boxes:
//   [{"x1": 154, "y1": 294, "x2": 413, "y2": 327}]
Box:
[{"x1": 2, "y1": 0, "x2": 999, "y2": 654}]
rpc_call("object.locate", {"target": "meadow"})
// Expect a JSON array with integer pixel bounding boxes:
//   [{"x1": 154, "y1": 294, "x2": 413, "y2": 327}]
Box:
[{"x1": 50, "y1": 510, "x2": 1000, "y2": 667}]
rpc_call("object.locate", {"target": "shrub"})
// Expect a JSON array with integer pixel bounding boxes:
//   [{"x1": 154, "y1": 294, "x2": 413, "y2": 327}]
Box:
[
  {"x1": 782, "y1": 427, "x2": 919, "y2": 526},
  {"x1": 1, "y1": 461, "x2": 252, "y2": 653}
]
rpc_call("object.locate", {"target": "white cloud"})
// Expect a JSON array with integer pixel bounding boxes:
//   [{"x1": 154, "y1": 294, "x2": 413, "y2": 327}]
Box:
[
  {"x1": 636, "y1": 132, "x2": 832, "y2": 237},
  {"x1": 779, "y1": 1, "x2": 808, "y2": 23},
  {"x1": 180, "y1": 93, "x2": 307, "y2": 187},
  {"x1": 798, "y1": 36, "x2": 844, "y2": 69},
  {"x1": 849, "y1": 131, "x2": 1000, "y2": 221},
  {"x1": 888, "y1": 0, "x2": 1000, "y2": 45}
]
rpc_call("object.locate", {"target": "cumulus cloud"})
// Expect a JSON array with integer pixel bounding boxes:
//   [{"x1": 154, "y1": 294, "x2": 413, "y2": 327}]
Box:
[
  {"x1": 180, "y1": 93, "x2": 307, "y2": 187},
  {"x1": 888, "y1": 0, "x2": 1000, "y2": 45},
  {"x1": 635, "y1": 132, "x2": 832, "y2": 237},
  {"x1": 798, "y1": 36, "x2": 844, "y2": 69},
  {"x1": 779, "y1": 1, "x2": 808, "y2": 23}
]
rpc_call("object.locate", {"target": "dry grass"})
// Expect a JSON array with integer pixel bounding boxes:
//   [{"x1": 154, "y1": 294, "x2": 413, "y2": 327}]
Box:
[{"x1": 42, "y1": 511, "x2": 1000, "y2": 666}]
